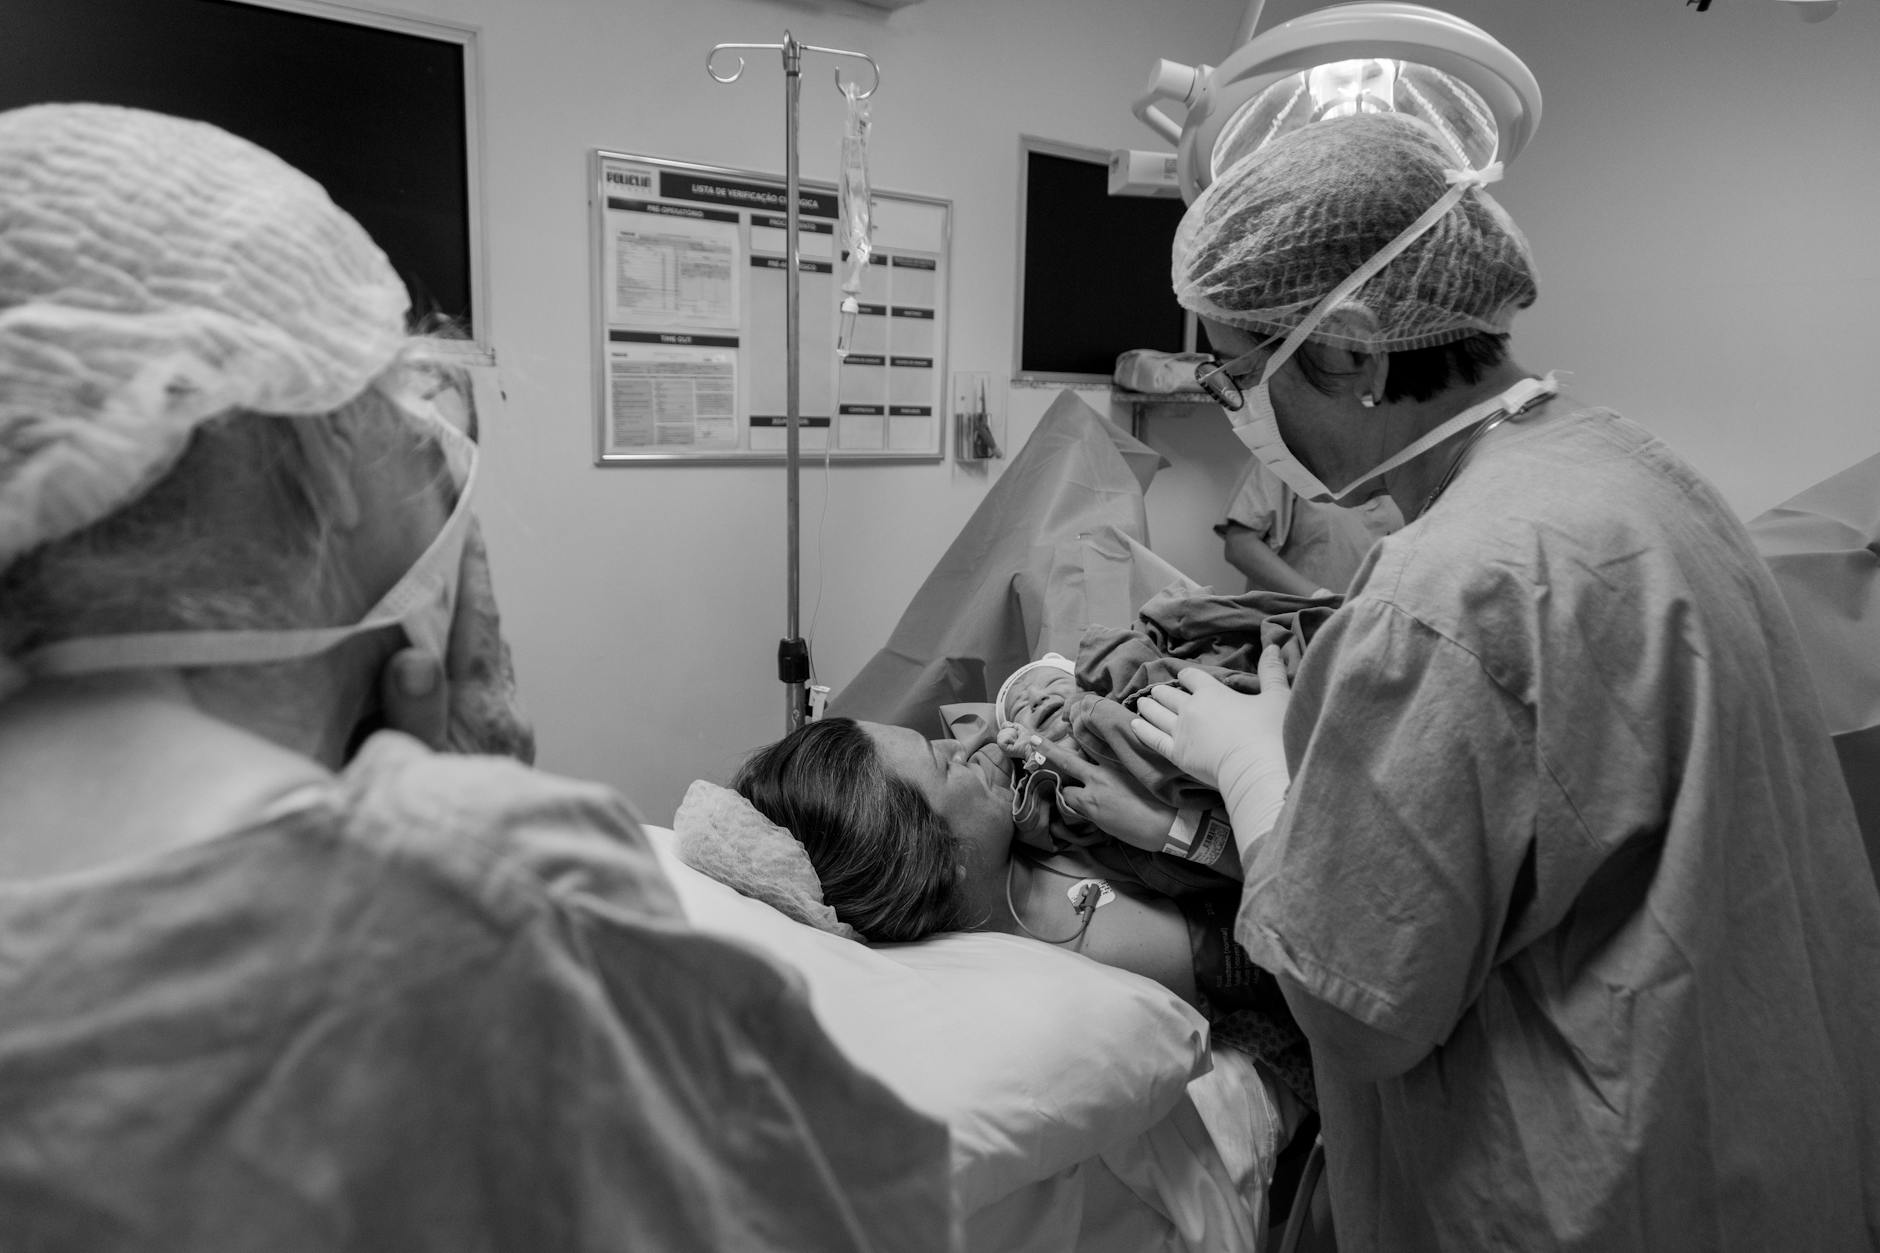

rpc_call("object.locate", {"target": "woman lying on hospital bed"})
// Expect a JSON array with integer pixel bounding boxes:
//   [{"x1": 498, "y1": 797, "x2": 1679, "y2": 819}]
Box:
[{"x1": 726, "y1": 683, "x2": 1320, "y2": 1184}]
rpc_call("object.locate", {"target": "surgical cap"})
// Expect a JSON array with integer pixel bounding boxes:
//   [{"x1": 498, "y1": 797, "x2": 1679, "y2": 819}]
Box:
[
  {"x1": 1172, "y1": 112, "x2": 1537, "y2": 352},
  {"x1": 0, "y1": 103, "x2": 410, "y2": 569}
]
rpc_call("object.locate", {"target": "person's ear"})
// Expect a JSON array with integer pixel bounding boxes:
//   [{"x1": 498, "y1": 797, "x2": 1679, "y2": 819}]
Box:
[
  {"x1": 1313, "y1": 303, "x2": 1389, "y2": 405},
  {"x1": 1316, "y1": 302, "x2": 1382, "y2": 349},
  {"x1": 1359, "y1": 352, "x2": 1390, "y2": 407}
]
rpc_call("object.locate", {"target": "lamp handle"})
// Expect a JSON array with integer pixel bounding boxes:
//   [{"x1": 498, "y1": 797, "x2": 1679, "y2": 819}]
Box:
[{"x1": 1132, "y1": 58, "x2": 1203, "y2": 146}]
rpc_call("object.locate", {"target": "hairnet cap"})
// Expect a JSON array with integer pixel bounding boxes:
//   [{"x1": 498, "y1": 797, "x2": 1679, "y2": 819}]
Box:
[
  {"x1": 0, "y1": 103, "x2": 411, "y2": 568},
  {"x1": 1172, "y1": 112, "x2": 1538, "y2": 353}
]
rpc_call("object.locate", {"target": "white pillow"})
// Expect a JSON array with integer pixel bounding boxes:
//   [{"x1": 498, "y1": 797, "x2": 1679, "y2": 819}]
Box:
[{"x1": 642, "y1": 825, "x2": 1211, "y2": 1214}]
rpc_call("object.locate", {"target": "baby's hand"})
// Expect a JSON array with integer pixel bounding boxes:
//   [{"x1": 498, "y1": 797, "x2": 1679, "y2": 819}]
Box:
[{"x1": 997, "y1": 723, "x2": 1032, "y2": 758}]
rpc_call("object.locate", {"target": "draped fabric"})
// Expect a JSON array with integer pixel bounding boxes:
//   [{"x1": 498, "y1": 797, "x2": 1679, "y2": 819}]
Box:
[
  {"x1": 1747, "y1": 448, "x2": 1880, "y2": 889},
  {"x1": 0, "y1": 734, "x2": 954, "y2": 1252}
]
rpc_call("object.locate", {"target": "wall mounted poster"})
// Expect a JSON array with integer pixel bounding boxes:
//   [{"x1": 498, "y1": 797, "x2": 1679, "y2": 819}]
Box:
[{"x1": 591, "y1": 151, "x2": 952, "y2": 463}]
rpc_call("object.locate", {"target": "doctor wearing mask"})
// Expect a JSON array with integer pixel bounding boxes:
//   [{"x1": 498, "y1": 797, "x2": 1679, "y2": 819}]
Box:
[
  {"x1": 1130, "y1": 113, "x2": 1880, "y2": 1252},
  {"x1": 0, "y1": 103, "x2": 951, "y2": 1250}
]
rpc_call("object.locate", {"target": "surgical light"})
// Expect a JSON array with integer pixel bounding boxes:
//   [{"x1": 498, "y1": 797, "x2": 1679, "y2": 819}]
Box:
[
  {"x1": 1305, "y1": 58, "x2": 1400, "y2": 121},
  {"x1": 1127, "y1": 2, "x2": 1541, "y2": 203}
]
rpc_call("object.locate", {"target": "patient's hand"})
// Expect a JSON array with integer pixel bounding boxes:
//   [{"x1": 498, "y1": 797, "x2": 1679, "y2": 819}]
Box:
[{"x1": 1017, "y1": 734, "x2": 1177, "y2": 853}]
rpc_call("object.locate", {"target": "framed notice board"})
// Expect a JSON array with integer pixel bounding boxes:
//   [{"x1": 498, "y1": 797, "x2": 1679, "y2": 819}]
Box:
[{"x1": 590, "y1": 151, "x2": 952, "y2": 464}]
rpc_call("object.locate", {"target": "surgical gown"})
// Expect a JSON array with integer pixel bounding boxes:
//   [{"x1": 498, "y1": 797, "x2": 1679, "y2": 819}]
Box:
[
  {"x1": 1237, "y1": 402, "x2": 1880, "y2": 1252},
  {"x1": 0, "y1": 733, "x2": 954, "y2": 1252}
]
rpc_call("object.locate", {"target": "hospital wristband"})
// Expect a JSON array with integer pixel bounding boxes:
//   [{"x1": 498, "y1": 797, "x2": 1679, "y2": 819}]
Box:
[
  {"x1": 1185, "y1": 810, "x2": 1235, "y2": 867},
  {"x1": 1160, "y1": 806, "x2": 1203, "y2": 858}
]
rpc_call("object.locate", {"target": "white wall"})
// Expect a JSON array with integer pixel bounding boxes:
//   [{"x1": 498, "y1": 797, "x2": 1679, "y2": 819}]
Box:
[
  {"x1": 1241, "y1": 0, "x2": 1880, "y2": 518},
  {"x1": 371, "y1": 0, "x2": 1244, "y2": 822},
  {"x1": 1141, "y1": 0, "x2": 1880, "y2": 592},
  {"x1": 373, "y1": 0, "x2": 1880, "y2": 823}
]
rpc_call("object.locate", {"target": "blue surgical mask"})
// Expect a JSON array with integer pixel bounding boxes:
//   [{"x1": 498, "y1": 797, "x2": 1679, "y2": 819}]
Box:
[{"x1": 16, "y1": 410, "x2": 478, "y2": 679}]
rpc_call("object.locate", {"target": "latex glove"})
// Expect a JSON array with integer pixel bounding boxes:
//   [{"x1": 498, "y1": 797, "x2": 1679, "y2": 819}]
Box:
[
  {"x1": 1015, "y1": 733, "x2": 1178, "y2": 853},
  {"x1": 378, "y1": 518, "x2": 536, "y2": 763},
  {"x1": 1131, "y1": 645, "x2": 1291, "y2": 845}
]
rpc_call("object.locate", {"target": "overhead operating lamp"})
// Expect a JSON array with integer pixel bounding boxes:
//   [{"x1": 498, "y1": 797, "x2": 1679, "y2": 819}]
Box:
[{"x1": 1122, "y1": 2, "x2": 1542, "y2": 203}]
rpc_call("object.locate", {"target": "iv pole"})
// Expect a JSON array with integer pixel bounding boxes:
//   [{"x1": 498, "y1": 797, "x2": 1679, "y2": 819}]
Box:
[{"x1": 708, "y1": 33, "x2": 880, "y2": 733}]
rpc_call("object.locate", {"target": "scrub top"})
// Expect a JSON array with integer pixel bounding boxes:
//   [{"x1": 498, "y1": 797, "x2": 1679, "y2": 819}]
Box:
[
  {"x1": 1216, "y1": 456, "x2": 1402, "y2": 594},
  {"x1": 0, "y1": 733, "x2": 954, "y2": 1252},
  {"x1": 1238, "y1": 401, "x2": 1880, "y2": 1252}
]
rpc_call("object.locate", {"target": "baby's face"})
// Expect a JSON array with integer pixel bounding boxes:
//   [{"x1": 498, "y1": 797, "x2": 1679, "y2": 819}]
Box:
[{"x1": 1001, "y1": 666, "x2": 1077, "y2": 740}]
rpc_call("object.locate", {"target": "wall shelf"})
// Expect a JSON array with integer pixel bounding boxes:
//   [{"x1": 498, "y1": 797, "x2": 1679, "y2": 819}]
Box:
[{"x1": 1115, "y1": 388, "x2": 1220, "y2": 437}]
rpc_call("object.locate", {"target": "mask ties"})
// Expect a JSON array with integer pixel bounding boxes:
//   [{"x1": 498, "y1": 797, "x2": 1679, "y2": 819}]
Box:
[
  {"x1": 1228, "y1": 160, "x2": 1538, "y2": 505},
  {"x1": 16, "y1": 431, "x2": 478, "y2": 678},
  {"x1": 1243, "y1": 159, "x2": 1502, "y2": 397}
]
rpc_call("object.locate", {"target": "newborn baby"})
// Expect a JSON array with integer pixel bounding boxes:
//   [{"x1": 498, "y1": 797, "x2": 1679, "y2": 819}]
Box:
[
  {"x1": 991, "y1": 650, "x2": 1241, "y2": 897},
  {"x1": 993, "y1": 652, "x2": 1079, "y2": 747}
]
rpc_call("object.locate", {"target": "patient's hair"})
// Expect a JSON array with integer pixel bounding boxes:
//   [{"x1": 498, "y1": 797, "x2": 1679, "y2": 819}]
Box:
[{"x1": 734, "y1": 717, "x2": 975, "y2": 943}]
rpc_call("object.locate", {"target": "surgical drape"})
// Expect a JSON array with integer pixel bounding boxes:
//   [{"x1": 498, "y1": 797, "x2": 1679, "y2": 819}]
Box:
[
  {"x1": 1748, "y1": 449, "x2": 1880, "y2": 890},
  {"x1": 830, "y1": 390, "x2": 1174, "y2": 732}
]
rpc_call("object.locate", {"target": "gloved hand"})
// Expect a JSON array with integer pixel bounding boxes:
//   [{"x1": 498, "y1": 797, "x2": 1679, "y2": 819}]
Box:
[{"x1": 1131, "y1": 644, "x2": 1292, "y2": 846}]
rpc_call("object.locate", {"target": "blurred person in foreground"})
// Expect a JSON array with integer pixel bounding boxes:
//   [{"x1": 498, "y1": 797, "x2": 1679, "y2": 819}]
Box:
[{"x1": 0, "y1": 103, "x2": 950, "y2": 1253}]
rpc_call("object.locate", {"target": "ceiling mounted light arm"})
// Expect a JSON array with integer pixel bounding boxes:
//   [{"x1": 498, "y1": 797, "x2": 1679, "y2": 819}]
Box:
[
  {"x1": 1232, "y1": 0, "x2": 1270, "y2": 47},
  {"x1": 1134, "y1": 4, "x2": 1542, "y2": 203},
  {"x1": 1131, "y1": 58, "x2": 1208, "y2": 145}
]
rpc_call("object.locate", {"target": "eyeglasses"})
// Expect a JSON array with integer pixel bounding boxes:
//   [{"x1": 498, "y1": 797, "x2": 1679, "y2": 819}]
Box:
[{"x1": 1193, "y1": 333, "x2": 1286, "y2": 412}]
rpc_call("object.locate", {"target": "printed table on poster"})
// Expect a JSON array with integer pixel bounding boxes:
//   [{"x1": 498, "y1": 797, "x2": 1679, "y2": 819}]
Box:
[{"x1": 591, "y1": 151, "x2": 952, "y2": 464}]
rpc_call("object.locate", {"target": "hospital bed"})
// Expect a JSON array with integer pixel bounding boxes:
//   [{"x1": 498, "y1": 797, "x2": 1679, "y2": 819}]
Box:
[
  {"x1": 644, "y1": 820, "x2": 1277, "y2": 1252},
  {"x1": 660, "y1": 392, "x2": 1308, "y2": 1249}
]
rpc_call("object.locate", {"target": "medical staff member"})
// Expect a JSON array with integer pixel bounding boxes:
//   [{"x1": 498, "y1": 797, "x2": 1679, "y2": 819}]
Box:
[
  {"x1": 1215, "y1": 453, "x2": 1401, "y2": 597},
  {"x1": 0, "y1": 103, "x2": 952, "y2": 1251},
  {"x1": 1131, "y1": 112, "x2": 1880, "y2": 1252}
]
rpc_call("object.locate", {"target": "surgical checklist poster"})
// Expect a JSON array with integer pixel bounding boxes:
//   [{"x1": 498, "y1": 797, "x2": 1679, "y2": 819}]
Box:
[{"x1": 591, "y1": 151, "x2": 952, "y2": 463}]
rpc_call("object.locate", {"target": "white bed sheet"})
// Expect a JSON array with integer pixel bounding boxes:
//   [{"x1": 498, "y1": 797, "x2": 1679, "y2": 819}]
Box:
[{"x1": 642, "y1": 823, "x2": 1277, "y2": 1251}]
